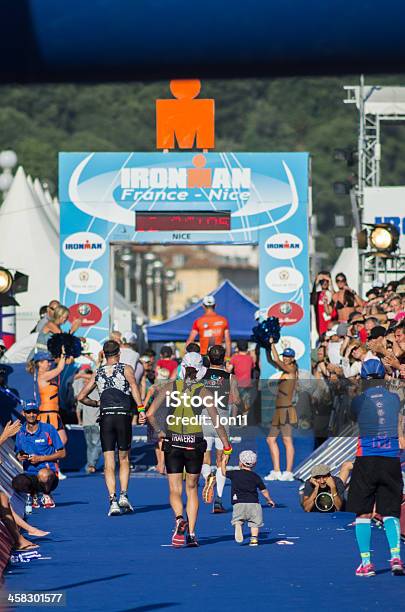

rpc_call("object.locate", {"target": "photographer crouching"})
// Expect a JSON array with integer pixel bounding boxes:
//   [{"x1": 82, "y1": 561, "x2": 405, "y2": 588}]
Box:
[{"x1": 302, "y1": 462, "x2": 352, "y2": 513}]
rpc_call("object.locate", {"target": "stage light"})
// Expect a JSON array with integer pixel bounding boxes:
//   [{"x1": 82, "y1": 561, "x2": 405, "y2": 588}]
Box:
[
  {"x1": 369, "y1": 224, "x2": 399, "y2": 253},
  {"x1": 357, "y1": 223, "x2": 399, "y2": 254},
  {"x1": 0, "y1": 268, "x2": 13, "y2": 294}
]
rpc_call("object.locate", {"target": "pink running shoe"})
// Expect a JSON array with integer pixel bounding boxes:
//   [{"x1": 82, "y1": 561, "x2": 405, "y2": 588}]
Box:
[
  {"x1": 355, "y1": 563, "x2": 376, "y2": 577},
  {"x1": 390, "y1": 558, "x2": 405, "y2": 576}
]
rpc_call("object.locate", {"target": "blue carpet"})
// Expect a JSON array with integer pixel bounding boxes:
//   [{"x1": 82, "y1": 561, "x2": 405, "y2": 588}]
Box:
[{"x1": 5, "y1": 472, "x2": 404, "y2": 612}]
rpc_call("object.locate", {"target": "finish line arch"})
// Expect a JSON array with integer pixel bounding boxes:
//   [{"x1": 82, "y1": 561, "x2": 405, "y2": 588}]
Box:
[{"x1": 59, "y1": 151, "x2": 311, "y2": 378}]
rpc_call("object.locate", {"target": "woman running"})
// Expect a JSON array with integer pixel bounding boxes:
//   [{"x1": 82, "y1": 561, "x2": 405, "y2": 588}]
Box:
[
  {"x1": 30, "y1": 351, "x2": 67, "y2": 445},
  {"x1": 264, "y1": 340, "x2": 298, "y2": 482}
]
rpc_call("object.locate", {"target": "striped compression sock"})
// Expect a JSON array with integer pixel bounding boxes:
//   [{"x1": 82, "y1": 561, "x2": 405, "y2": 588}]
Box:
[{"x1": 355, "y1": 518, "x2": 372, "y2": 566}]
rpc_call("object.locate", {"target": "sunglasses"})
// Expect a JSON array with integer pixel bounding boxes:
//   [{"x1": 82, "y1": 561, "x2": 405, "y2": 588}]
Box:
[
  {"x1": 336, "y1": 278, "x2": 346, "y2": 283},
  {"x1": 25, "y1": 410, "x2": 38, "y2": 415},
  {"x1": 314, "y1": 474, "x2": 330, "y2": 479}
]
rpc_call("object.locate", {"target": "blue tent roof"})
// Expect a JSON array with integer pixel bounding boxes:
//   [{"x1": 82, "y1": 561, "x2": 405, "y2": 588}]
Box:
[{"x1": 146, "y1": 280, "x2": 258, "y2": 342}]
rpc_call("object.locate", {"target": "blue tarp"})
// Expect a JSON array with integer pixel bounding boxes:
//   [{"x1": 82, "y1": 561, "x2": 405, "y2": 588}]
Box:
[{"x1": 146, "y1": 280, "x2": 258, "y2": 342}]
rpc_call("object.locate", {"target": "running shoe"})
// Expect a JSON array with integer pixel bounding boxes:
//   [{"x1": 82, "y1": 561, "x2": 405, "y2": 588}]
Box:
[
  {"x1": 186, "y1": 534, "x2": 199, "y2": 547},
  {"x1": 118, "y1": 493, "x2": 134, "y2": 513},
  {"x1": 280, "y1": 471, "x2": 295, "y2": 482},
  {"x1": 202, "y1": 472, "x2": 216, "y2": 504},
  {"x1": 390, "y1": 558, "x2": 405, "y2": 576},
  {"x1": 172, "y1": 517, "x2": 188, "y2": 547},
  {"x1": 25, "y1": 495, "x2": 32, "y2": 515},
  {"x1": 249, "y1": 536, "x2": 259, "y2": 546},
  {"x1": 213, "y1": 500, "x2": 226, "y2": 514},
  {"x1": 264, "y1": 471, "x2": 282, "y2": 481},
  {"x1": 58, "y1": 471, "x2": 67, "y2": 481},
  {"x1": 32, "y1": 495, "x2": 40, "y2": 509},
  {"x1": 234, "y1": 522, "x2": 244, "y2": 544},
  {"x1": 355, "y1": 563, "x2": 376, "y2": 577},
  {"x1": 42, "y1": 494, "x2": 55, "y2": 509},
  {"x1": 108, "y1": 497, "x2": 121, "y2": 517}
]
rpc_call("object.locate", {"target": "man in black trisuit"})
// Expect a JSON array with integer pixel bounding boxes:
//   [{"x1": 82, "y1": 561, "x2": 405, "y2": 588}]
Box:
[
  {"x1": 147, "y1": 352, "x2": 232, "y2": 547},
  {"x1": 78, "y1": 340, "x2": 145, "y2": 516},
  {"x1": 201, "y1": 344, "x2": 240, "y2": 513}
]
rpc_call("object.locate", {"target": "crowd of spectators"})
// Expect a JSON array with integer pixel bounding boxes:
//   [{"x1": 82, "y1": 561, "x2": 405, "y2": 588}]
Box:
[{"x1": 309, "y1": 273, "x2": 405, "y2": 439}]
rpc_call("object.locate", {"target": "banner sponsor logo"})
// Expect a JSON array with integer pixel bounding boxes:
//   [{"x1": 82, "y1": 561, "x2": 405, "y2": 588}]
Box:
[
  {"x1": 265, "y1": 233, "x2": 303, "y2": 260},
  {"x1": 119, "y1": 154, "x2": 250, "y2": 203},
  {"x1": 267, "y1": 302, "x2": 304, "y2": 326},
  {"x1": 265, "y1": 266, "x2": 304, "y2": 293},
  {"x1": 63, "y1": 232, "x2": 106, "y2": 262},
  {"x1": 69, "y1": 303, "x2": 102, "y2": 327},
  {"x1": 65, "y1": 268, "x2": 103, "y2": 294}
]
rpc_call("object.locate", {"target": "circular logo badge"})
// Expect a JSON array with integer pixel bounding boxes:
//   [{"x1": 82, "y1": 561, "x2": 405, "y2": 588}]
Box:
[
  {"x1": 267, "y1": 302, "x2": 304, "y2": 326},
  {"x1": 265, "y1": 266, "x2": 304, "y2": 294},
  {"x1": 69, "y1": 303, "x2": 102, "y2": 327},
  {"x1": 265, "y1": 233, "x2": 303, "y2": 260},
  {"x1": 63, "y1": 232, "x2": 106, "y2": 262},
  {"x1": 65, "y1": 268, "x2": 103, "y2": 295}
]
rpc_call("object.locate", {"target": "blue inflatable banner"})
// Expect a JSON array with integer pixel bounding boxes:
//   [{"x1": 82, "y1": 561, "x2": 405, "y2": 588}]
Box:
[{"x1": 59, "y1": 152, "x2": 310, "y2": 377}]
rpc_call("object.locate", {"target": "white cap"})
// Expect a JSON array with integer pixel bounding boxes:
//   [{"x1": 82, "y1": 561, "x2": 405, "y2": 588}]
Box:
[
  {"x1": 180, "y1": 352, "x2": 207, "y2": 381},
  {"x1": 123, "y1": 331, "x2": 137, "y2": 344},
  {"x1": 239, "y1": 450, "x2": 257, "y2": 467},
  {"x1": 372, "y1": 280, "x2": 384, "y2": 288},
  {"x1": 325, "y1": 326, "x2": 339, "y2": 338},
  {"x1": 202, "y1": 295, "x2": 216, "y2": 307}
]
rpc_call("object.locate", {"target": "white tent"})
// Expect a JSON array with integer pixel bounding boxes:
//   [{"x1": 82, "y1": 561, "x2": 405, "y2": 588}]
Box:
[{"x1": 0, "y1": 167, "x2": 60, "y2": 338}]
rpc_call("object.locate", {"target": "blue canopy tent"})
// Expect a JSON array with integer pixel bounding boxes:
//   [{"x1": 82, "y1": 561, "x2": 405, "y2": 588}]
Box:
[{"x1": 146, "y1": 280, "x2": 258, "y2": 343}]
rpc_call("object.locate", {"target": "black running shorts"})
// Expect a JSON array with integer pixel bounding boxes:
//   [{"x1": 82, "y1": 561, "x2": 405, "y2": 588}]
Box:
[
  {"x1": 346, "y1": 456, "x2": 403, "y2": 518},
  {"x1": 99, "y1": 412, "x2": 132, "y2": 452},
  {"x1": 163, "y1": 439, "x2": 207, "y2": 474}
]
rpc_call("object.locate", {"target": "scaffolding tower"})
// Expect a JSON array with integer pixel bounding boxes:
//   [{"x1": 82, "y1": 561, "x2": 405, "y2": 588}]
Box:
[{"x1": 344, "y1": 79, "x2": 405, "y2": 286}]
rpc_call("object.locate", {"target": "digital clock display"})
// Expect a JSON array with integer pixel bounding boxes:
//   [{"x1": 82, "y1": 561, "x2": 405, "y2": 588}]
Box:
[{"x1": 135, "y1": 211, "x2": 231, "y2": 232}]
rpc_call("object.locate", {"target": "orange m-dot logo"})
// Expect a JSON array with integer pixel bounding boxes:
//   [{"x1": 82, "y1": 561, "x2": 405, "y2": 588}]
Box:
[{"x1": 156, "y1": 80, "x2": 215, "y2": 150}]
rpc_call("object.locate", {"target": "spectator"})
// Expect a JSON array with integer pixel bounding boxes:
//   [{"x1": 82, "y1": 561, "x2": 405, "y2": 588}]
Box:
[
  {"x1": 341, "y1": 342, "x2": 367, "y2": 379},
  {"x1": 221, "y1": 450, "x2": 275, "y2": 546},
  {"x1": 388, "y1": 295, "x2": 405, "y2": 322},
  {"x1": 73, "y1": 367, "x2": 102, "y2": 474},
  {"x1": 302, "y1": 462, "x2": 352, "y2": 512},
  {"x1": 0, "y1": 338, "x2": 6, "y2": 360},
  {"x1": 311, "y1": 271, "x2": 333, "y2": 337},
  {"x1": 347, "y1": 312, "x2": 367, "y2": 343},
  {"x1": 325, "y1": 326, "x2": 343, "y2": 365},
  {"x1": 0, "y1": 420, "x2": 49, "y2": 544},
  {"x1": 31, "y1": 304, "x2": 81, "y2": 358},
  {"x1": 364, "y1": 317, "x2": 379, "y2": 339},
  {"x1": 13, "y1": 403, "x2": 66, "y2": 509},
  {"x1": 332, "y1": 273, "x2": 363, "y2": 322},
  {"x1": 120, "y1": 332, "x2": 140, "y2": 369},
  {"x1": 155, "y1": 346, "x2": 178, "y2": 379},
  {"x1": 110, "y1": 330, "x2": 123, "y2": 345},
  {"x1": 34, "y1": 300, "x2": 60, "y2": 334},
  {"x1": 140, "y1": 354, "x2": 155, "y2": 399},
  {"x1": 144, "y1": 367, "x2": 171, "y2": 473},
  {"x1": 366, "y1": 326, "x2": 387, "y2": 360},
  {"x1": 230, "y1": 341, "x2": 254, "y2": 413}
]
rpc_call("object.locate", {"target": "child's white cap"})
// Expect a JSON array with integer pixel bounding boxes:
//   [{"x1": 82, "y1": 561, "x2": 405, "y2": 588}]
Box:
[{"x1": 239, "y1": 450, "x2": 257, "y2": 467}]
